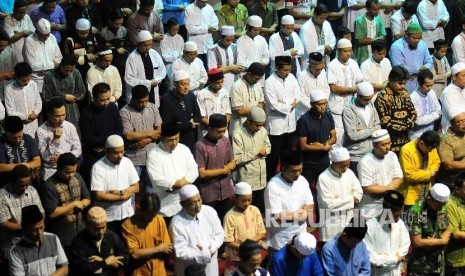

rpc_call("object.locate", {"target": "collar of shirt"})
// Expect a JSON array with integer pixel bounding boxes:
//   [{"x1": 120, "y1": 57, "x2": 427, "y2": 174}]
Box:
[
  {"x1": 273, "y1": 73, "x2": 286, "y2": 82},
  {"x1": 329, "y1": 166, "x2": 342, "y2": 178},
  {"x1": 234, "y1": 268, "x2": 262, "y2": 276}
]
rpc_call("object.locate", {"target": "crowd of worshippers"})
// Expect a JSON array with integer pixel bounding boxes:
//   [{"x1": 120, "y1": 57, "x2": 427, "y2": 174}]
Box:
[{"x1": 1, "y1": 0, "x2": 465, "y2": 275}]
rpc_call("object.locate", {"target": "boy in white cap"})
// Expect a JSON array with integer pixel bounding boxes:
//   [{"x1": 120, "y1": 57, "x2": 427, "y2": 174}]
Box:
[
  {"x1": 125, "y1": 29, "x2": 166, "y2": 105},
  {"x1": 358, "y1": 129, "x2": 404, "y2": 218},
  {"x1": 223, "y1": 182, "x2": 267, "y2": 275},
  {"x1": 407, "y1": 183, "x2": 451, "y2": 275},
  {"x1": 268, "y1": 15, "x2": 304, "y2": 77},
  {"x1": 171, "y1": 184, "x2": 224, "y2": 276},
  {"x1": 269, "y1": 232, "x2": 323, "y2": 275},
  {"x1": 327, "y1": 37, "x2": 363, "y2": 145},
  {"x1": 23, "y1": 18, "x2": 62, "y2": 93},
  {"x1": 171, "y1": 41, "x2": 208, "y2": 95},
  {"x1": 342, "y1": 81, "x2": 380, "y2": 173},
  {"x1": 317, "y1": 147, "x2": 363, "y2": 242},
  {"x1": 91, "y1": 135, "x2": 140, "y2": 236},
  {"x1": 440, "y1": 62, "x2": 465, "y2": 133}
]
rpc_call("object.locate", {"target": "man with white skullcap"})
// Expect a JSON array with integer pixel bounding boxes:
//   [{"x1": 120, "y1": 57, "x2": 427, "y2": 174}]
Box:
[
  {"x1": 268, "y1": 15, "x2": 304, "y2": 77},
  {"x1": 269, "y1": 232, "x2": 323, "y2": 275},
  {"x1": 327, "y1": 37, "x2": 363, "y2": 145},
  {"x1": 70, "y1": 206, "x2": 129, "y2": 275},
  {"x1": 171, "y1": 184, "x2": 224, "y2": 276},
  {"x1": 407, "y1": 183, "x2": 451, "y2": 275},
  {"x1": 91, "y1": 135, "x2": 140, "y2": 236},
  {"x1": 65, "y1": 0, "x2": 101, "y2": 35},
  {"x1": 357, "y1": 129, "x2": 404, "y2": 218},
  {"x1": 125, "y1": 29, "x2": 167, "y2": 105},
  {"x1": 342, "y1": 81, "x2": 381, "y2": 173},
  {"x1": 30, "y1": 0, "x2": 67, "y2": 44},
  {"x1": 360, "y1": 39, "x2": 392, "y2": 93},
  {"x1": 171, "y1": 41, "x2": 208, "y2": 95},
  {"x1": 440, "y1": 62, "x2": 465, "y2": 133},
  {"x1": 23, "y1": 17, "x2": 62, "y2": 93},
  {"x1": 207, "y1": 25, "x2": 245, "y2": 93},
  {"x1": 223, "y1": 182, "x2": 266, "y2": 274},
  {"x1": 3, "y1": 0, "x2": 35, "y2": 62},
  {"x1": 317, "y1": 147, "x2": 363, "y2": 242}
]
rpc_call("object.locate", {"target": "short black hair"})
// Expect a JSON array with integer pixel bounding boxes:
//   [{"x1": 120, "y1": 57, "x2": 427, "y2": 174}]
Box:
[
  {"x1": 388, "y1": 65, "x2": 409, "y2": 82},
  {"x1": 10, "y1": 164, "x2": 30, "y2": 183},
  {"x1": 46, "y1": 98, "x2": 66, "y2": 114},
  {"x1": 371, "y1": 39, "x2": 387, "y2": 52},
  {"x1": 238, "y1": 239, "x2": 261, "y2": 260},
  {"x1": 281, "y1": 151, "x2": 303, "y2": 169},
  {"x1": 455, "y1": 171, "x2": 465, "y2": 189},
  {"x1": 337, "y1": 26, "x2": 351, "y2": 39},
  {"x1": 57, "y1": 152, "x2": 79, "y2": 170},
  {"x1": 139, "y1": 0, "x2": 155, "y2": 8},
  {"x1": 419, "y1": 130, "x2": 440, "y2": 148},
  {"x1": 139, "y1": 193, "x2": 161, "y2": 214},
  {"x1": 109, "y1": 9, "x2": 125, "y2": 21},
  {"x1": 131, "y1": 85, "x2": 150, "y2": 100},
  {"x1": 92, "y1": 82, "x2": 111, "y2": 98},
  {"x1": 343, "y1": 217, "x2": 368, "y2": 240},
  {"x1": 13, "y1": 0, "x2": 28, "y2": 11},
  {"x1": 0, "y1": 29, "x2": 10, "y2": 42},
  {"x1": 167, "y1": 17, "x2": 179, "y2": 28},
  {"x1": 60, "y1": 54, "x2": 78, "y2": 67},
  {"x1": 403, "y1": 0, "x2": 417, "y2": 15},
  {"x1": 14, "y1": 62, "x2": 32, "y2": 78},
  {"x1": 314, "y1": 3, "x2": 329, "y2": 15},
  {"x1": 43, "y1": 0, "x2": 57, "y2": 4},
  {"x1": 417, "y1": 69, "x2": 434, "y2": 85},
  {"x1": 366, "y1": 0, "x2": 379, "y2": 9}
]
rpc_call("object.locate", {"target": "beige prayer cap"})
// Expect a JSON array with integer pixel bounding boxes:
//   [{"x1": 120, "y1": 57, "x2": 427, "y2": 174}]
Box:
[
  {"x1": 294, "y1": 232, "x2": 317, "y2": 256},
  {"x1": 281, "y1": 15, "x2": 295, "y2": 25},
  {"x1": 449, "y1": 107, "x2": 465, "y2": 121},
  {"x1": 430, "y1": 183, "x2": 450, "y2": 203},
  {"x1": 451, "y1": 62, "x2": 465, "y2": 75},
  {"x1": 87, "y1": 206, "x2": 107, "y2": 224},
  {"x1": 136, "y1": 30, "x2": 152, "y2": 43},
  {"x1": 76, "y1": 18, "x2": 90, "y2": 31},
  {"x1": 247, "y1": 106, "x2": 266, "y2": 122},
  {"x1": 221, "y1": 25, "x2": 235, "y2": 36},
  {"x1": 173, "y1": 70, "x2": 190, "y2": 81},
  {"x1": 234, "y1": 182, "x2": 252, "y2": 195},
  {"x1": 105, "y1": 135, "x2": 124, "y2": 148},
  {"x1": 184, "y1": 41, "x2": 198, "y2": 52},
  {"x1": 357, "y1": 81, "x2": 374, "y2": 96},
  {"x1": 371, "y1": 129, "x2": 390, "y2": 143},
  {"x1": 337, "y1": 38, "x2": 352, "y2": 49},
  {"x1": 36, "y1": 18, "x2": 51, "y2": 34},
  {"x1": 247, "y1": 16, "x2": 262, "y2": 28},
  {"x1": 330, "y1": 147, "x2": 350, "y2": 162},
  {"x1": 179, "y1": 184, "x2": 200, "y2": 201}
]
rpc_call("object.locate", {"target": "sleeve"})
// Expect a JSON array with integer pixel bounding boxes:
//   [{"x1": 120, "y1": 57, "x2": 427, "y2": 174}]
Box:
[
  {"x1": 268, "y1": 35, "x2": 280, "y2": 61},
  {"x1": 357, "y1": 160, "x2": 375, "y2": 187},
  {"x1": 363, "y1": 224, "x2": 398, "y2": 267},
  {"x1": 317, "y1": 175, "x2": 354, "y2": 210},
  {"x1": 125, "y1": 16, "x2": 139, "y2": 46},
  {"x1": 207, "y1": 48, "x2": 218, "y2": 70},
  {"x1": 452, "y1": 38, "x2": 465, "y2": 64},
  {"x1": 121, "y1": 221, "x2": 140, "y2": 254},
  {"x1": 352, "y1": 174, "x2": 364, "y2": 201},
  {"x1": 325, "y1": 22, "x2": 336, "y2": 50},
  {"x1": 254, "y1": 207, "x2": 267, "y2": 235},
  {"x1": 31, "y1": 188, "x2": 44, "y2": 213},
  {"x1": 209, "y1": 208, "x2": 225, "y2": 252},
  {"x1": 42, "y1": 74, "x2": 62, "y2": 101},
  {"x1": 0, "y1": 197, "x2": 12, "y2": 223},
  {"x1": 232, "y1": 133, "x2": 259, "y2": 165},
  {"x1": 55, "y1": 235, "x2": 69, "y2": 265},
  {"x1": 310, "y1": 252, "x2": 324, "y2": 276},
  {"x1": 40, "y1": 182, "x2": 60, "y2": 216},
  {"x1": 260, "y1": 37, "x2": 270, "y2": 65},
  {"x1": 69, "y1": 124, "x2": 82, "y2": 158},
  {"x1": 389, "y1": 44, "x2": 405, "y2": 67},
  {"x1": 35, "y1": 129, "x2": 54, "y2": 162},
  {"x1": 222, "y1": 212, "x2": 236, "y2": 243},
  {"x1": 0, "y1": 101, "x2": 4, "y2": 120},
  {"x1": 198, "y1": 61, "x2": 208, "y2": 85},
  {"x1": 235, "y1": 37, "x2": 249, "y2": 68},
  {"x1": 293, "y1": 33, "x2": 304, "y2": 56},
  {"x1": 412, "y1": 97, "x2": 440, "y2": 127},
  {"x1": 422, "y1": 48, "x2": 433, "y2": 69},
  {"x1": 354, "y1": 17, "x2": 365, "y2": 40},
  {"x1": 194, "y1": 143, "x2": 207, "y2": 169},
  {"x1": 70, "y1": 237, "x2": 107, "y2": 274},
  {"x1": 112, "y1": 232, "x2": 130, "y2": 267},
  {"x1": 32, "y1": 84, "x2": 42, "y2": 115},
  {"x1": 90, "y1": 165, "x2": 105, "y2": 192},
  {"x1": 185, "y1": 148, "x2": 200, "y2": 183},
  {"x1": 264, "y1": 79, "x2": 292, "y2": 115},
  {"x1": 390, "y1": 15, "x2": 401, "y2": 36},
  {"x1": 359, "y1": 244, "x2": 372, "y2": 275},
  {"x1": 417, "y1": 2, "x2": 438, "y2": 30},
  {"x1": 342, "y1": 107, "x2": 373, "y2": 141},
  {"x1": 73, "y1": 70, "x2": 86, "y2": 101},
  {"x1": 4, "y1": 87, "x2": 28, "y2": 120},
  {"x1": 153, "y1": 52, "x2": 167, "y2": 83},
  {"x1": 374, "y1": 94, "x2": 396, "y2": 132},
  {"x1": 264, "y1": 184, "x2": 283, "y2": 215},
  {"x1": 297, "y1": 75, "x2": 311, "y2": 111},
  {"x1": 9, "y1": 246, "x2": 26, "y2": 276},
  {"x1": 128, "y1": 161, "x2": 140, "y2": 185},
  {"x1": 269, "y1": 253, "x2": 286, "y2": 276},
  {"x1": 79, "y1": 110, "x2": 102, "y2": 148},
  {"x1": 376, "y1": 17, "x2": 387, "y2": 37},
  {"x1": 322, "y1": 244, "x2": 337, "y2": 276},
  {"x1": 444, "y1": 57, "x2": 451, "y2": 78},
  {"x1": 113, "y1": 69, "x2": 123, "y2": 100},
  {"x1": 398, "y1": 222, "x2": 411, "y2": 257},
  {"x1": 124, "y1": 54, "x2": 152, "y2": 90},
  {"x1": 230, "y1": 81, "x2": 244, "y2": 109},
  {"x1": 171, "y1": 221, "x2": 212, "y2": 264},
  {"x1": 78, "y1": 174, "x2": 90, "y2": 199},
  {"x1": 185, "y1": 6, "x2": 208, "y2": 35},
  {"x1": 326, "y1": 63, "x2": 339, "y2": 84}
]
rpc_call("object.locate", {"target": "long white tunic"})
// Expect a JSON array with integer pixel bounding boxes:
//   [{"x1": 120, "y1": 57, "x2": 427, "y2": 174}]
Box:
[
  {"x1": 299, "y1": 19, "x2": 336, "y2": 70},
  {"x1": 417, "y1": 0, "x2": 449, "y2": 48},
  {"x1": 160, "y1": 33, "x2": 184, "y2": 74},
  {"x1": 360, "y1": 57, "x2": 392, "y2": 88},
  {"x1": 268, "y1": 31, "x2": 304, "y2": 75},
  {"x1": 296, "y1": 68, "x2": 330, "y2": 120},
  {"x1": 196, "y1": 87, "x2": 232, "y2": 138},
  {"x1": 207, "y1": 43, "x2": 237, "y2": 93},
  {"x1": 451, "y1": 33, "x2": 465, "y2": 65},
  {"x1": 410, "y1": 89, "x2": 441, "y2": 139},
  {"x1": 378, "y1": 0, "x2": 404, "y2": 29},
  {"x1": 171, "y1": 206, "x2": 224, "y2": 276},
  {"x1": 3, "y1": 14, "x2": 35, "y2": 62},
  {"x1": 87, "y1": 64, "x2": 123, "y2": 102},
  {"x1": 236, "y1": 34, "x2": 270, "y2": 68},
  {"x1": 317, "y1": 167, "x2": 363, "y2": 242},
  {"x1": 264, "y1": 73, "x2": 299, "y2": 135},
  {"x1": 364, "y1": 217, "x2": 411, "y2": 276},
  {"x1": 184, "y1": 3, "x2": 219, "y2": 54},
  {"x1": 4, "y1": 80, "x2": 42, "y2": 137},
  {"x1": 357, "y1": 152, "x2": 403, "y2": 218},
  {"x1": 440, "y1": 83, "x2": 465, "y2": 133},
  {"x1": 146, "y1": 143, "x2": 199, "y2": 217},
  {"x1": 390, "y1": 9, "x2": 419, "y2": 39},
  {"x1": 170, "y1": 57, "x2": 208, "y2": 94}
]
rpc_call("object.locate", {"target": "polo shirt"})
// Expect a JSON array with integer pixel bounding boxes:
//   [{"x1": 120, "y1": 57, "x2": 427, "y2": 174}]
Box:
[{"x1": 445, "y1": 192, "x2": 465, "y2": 268}]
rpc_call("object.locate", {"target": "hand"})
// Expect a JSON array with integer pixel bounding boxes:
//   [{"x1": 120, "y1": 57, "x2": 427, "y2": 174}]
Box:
[
  {"x1": 91, "y1": 27, "x2": 99, "y2": 35},
  {"x1": 153, "y1": 32, "x2": 163, "y2": 42},
  {"x1": 28, "y1": 111, "x2": 38, "y2": 121},
  {"x1": 74, "y1": 200, "x2": 85, "y2": 210},
  {"x1": 157, "y1": 243, "x2": 173, "y2": 254},
  {"x1": 354, "y1": 197, "x2": 360, "y2": 207},
  {"x1": 291, "y1": 99, "x2": 297, "y2": 110},
  {"x1": 53, "y1": 127, "x2": 63, "y2": 140},
  {"x1": 430, "y1": 169, "x2": 437, "y2": 178},
  {"x1": 151, "y1": 80, "x2": 159, "y2": 87},
  {"x1": 22, "y1": 30, "x2": 33, "y2": 37},
  {"x1": 258, "y1": 147, "x2": 267, "y2": 157},
  {"x1": 196, "y1": 244, "x2": 203, "y2": 251},
  {"x1": 88, "y1": 255, "x2": 103, "y2": 262},
  {"x1": 87, "y1": 53, "x2": 96, "y2": 62},
  {"x1": 148, "y1": 129, "x2": 161, "y2": 140},
  {"x1": 190, "y1": 119, "x2": 199, "y2": 129},
  {"x1": 208, "y1": 26, "x2": 217, "y2": 34},
  {"x1": 295, "y1": 208, "x2": 308, "y2": 220},
  {"x1": 133, "y1": 138, "x2": 152, "y2": 149},
  {"x1": 50, "y1": 22, "x2": 57, "y2": 30},
  {"x1": 396, "y1": 254, "x2": 404, "y2": 263},
  {"x1": 323, "y1": 142, "x2": 331, "y2": 151},
  {"x1": 116, "y1": 47, "x2": 126, "y2": 55},
  {"x1": 105, "y1": 255, "x2": 124, "y2": 268},
  {"x1": 223, "y1": 165, "x2": 231, "y2": 175},
  {"x1": 65, "y1": 94, "x2": 77, "y2": 103},
  {"x1": 209, "y1": 246, "x2": 215, "y2": 257},
  {"x1": 3, "y1": 71, "x2": 14, "y2": 80},
  {"x1": 290, "y1": 49, "x2": 298, "y2": 57},
  {"x1": 324, "y1": 46, "x2": 332, "y2": 55}
]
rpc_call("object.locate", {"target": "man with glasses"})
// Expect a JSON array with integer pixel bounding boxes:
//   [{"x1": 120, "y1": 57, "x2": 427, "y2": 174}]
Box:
[{"x1": 441, "y1": 62, "x2": 465, "y2": 133}]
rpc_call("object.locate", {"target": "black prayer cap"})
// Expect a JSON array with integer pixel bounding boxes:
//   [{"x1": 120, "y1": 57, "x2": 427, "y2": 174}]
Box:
[
  {"x1": 208, "y1": 113, "x2": 227, "y2": 128},
  {"x1": 309, "y1": 52, "x2": 323, "y2": 64},
  {"x1": 383, "y1": 190, "x2": 404, "y2": 210},
  {"x1": 4, "y1": 116, "x2": 23, "y2": 133},
  {"x1": 275, "y1": 55, "x2": 292, "y2": 66},
  {"x1": 247, "y1": 62, "x2": 266, "y2": 76},
  {"x1": 161, "y1": 122, "x2": 180, "y2": 137},
  {"x1": 21, "y1": 205, "x2": 43, "y2": 226}
]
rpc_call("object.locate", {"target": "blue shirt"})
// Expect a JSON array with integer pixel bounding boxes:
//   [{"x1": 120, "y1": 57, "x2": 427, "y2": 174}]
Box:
[
  {"x1": 30, "y1": 5, "x2": 67, "y2": 43},
  {"x1": 269, "y1": 245, "x2": 323, "y2": 276},
  {"x1": 389, "y1": 37, "x2": 433, "y2": 93},
  {"x1": 322, "y1": 236, "x2": 370, "y2": 276},
  {"x1": 162, "y1": 0, "x2": 189, "y2": 24},
  {"x1": 0, "y1": 0, "x2": 14, "y2": 13}
]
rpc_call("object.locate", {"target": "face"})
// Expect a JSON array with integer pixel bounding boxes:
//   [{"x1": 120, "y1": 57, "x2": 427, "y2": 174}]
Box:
[
  {"x1": 247, "y1": 120, "x2": 265, "y2": 133},
  {"x1": 311, "y1": 99, "x2": 328, "y2": 115},
  {"x1": 163, "y1": 134, "x2": 180, "y2": 151},
  {"x1": 338, "y1": 48, "x2": 352, "y2": 63},
  {"x1": 16, "y1": 75, "x2": 31, "y2": 87},
  {"x1": 389, "y1": 80, "x2": 406, "y2": 92},
  {"x1": 14, "y1": 7, "x2": 27, "y2": 21},
  {"x1": 426, "y1": 196, "x2": 446, "y2": 211},
  {"x1": 183, "y1": 51, "x2": 198, "y2": 63},
  {"x1": 138, "y1": 40, "x2": 153, "y2": 54},
  {"x1": 356, "y1": 94, "x2": 374, "y2": 106},
  {"x1": 309, "y1": 62, "x2": 324, "y2": 77},
  {"x1": 0, "y1": 40, "x2": 8, "y2": 54},
  {"x1": 227, "y1": 0, "x2": 239, "y2": 8},
  {"x1": 282, "y1": 163, "x2": 303, "y2": 182},
  {"x1": 37, "y1": 32, "x2": 50, "y2": 42},
  {"x1": 372, "y1": 49, "x2": 386, "y2": 63},
  {"x1": 25, "y1": 219, "x2": 45, "y2": 244},
  {"x1": 97, "y1": 54, "x2": 113, "y2": 70},
  {"x1": 313, "y1": 13, "x2": 328, "y2": 25},
  {"x1": 13, "y1": 177, "x2": 30, "y2": 195},
  {"x1": 247, "y1": 26, "x2": 262, "y2": 38},
  {"x1": 235, "y1": 194, "x2": 252, "y2": 212},
  {"x1": 406, "y1": 33, "x2": 422, "y2": 48},
  {"x1": 110, "y1": 18, "x2": 124, "y2": 31},
  {"x1": 174, "y1": 79, "x2": 190, "y2": 96},
  {"x1": 453, "y1": 71, "x2": 465, "y2": 88},
  {"x1": 87, "y1": 221, "x2": 107, "y2": 240},
  {"x1": 77, "y1": 29, "x2": 90, "y2": 39},
  {"x1": 140, "y1": 5, "x2": 154, "y2": 16},
  {"x1": 342, "y1": 235, "x2": 363, "y2": 249},
  {"x1": 44, "y1": 2, "x2": 56, "y2": 14},
  {"x1": 276, "y1": 64, "x2": 292, "y2": 79},
  {"x1": 93, "y1": 91, "x2": 111, "y2": 107},
  {"x1": 208, "y1": 126, "x2": 227, "y2": 141},
  {"x1": 419, "y1": 77, "x2": 434, "y2": 94},
  {"x1": 239, "y1": 253, "x2": 262, "y2": 274},
  {"x1": 331, "y1": 160, "x2": 351, "y2": 175},
  {"x1": 373, "y1": 138, "x2": 392, "y2": 156},
  {"x1": 168, "y1": 24, "x2": 180, "y2": 36},
  {"x1": 367, "y1": 3, "x2": 380, "y2": 17},
  {"x1": 281, "y1": 24, "x2": 294, "y2": 36},
  {"x1": 196, "y1": 0, "x2": 209, "y2": 8},
  {"x1": 6, "y1": 131, "x2": 23, "y2": 145},
  {"x1": 244, "y1": 72, "x2": 262, "y2": 85},
  {"x1": 182, "y1": 194, "x2": 202, "y2": 216},
  {"x1": 452, "y1": 113, "x2": 465, "y2": 134},
  {"x1": 48, "y1": 106, "x2": 66, "y2": 127},
  {"x1": 76, "y1": 0, "x2": 89, "y2": 7},
  {"x1": 139, "y1": 209, "x2": 157, "y2": 224},
  {"x1": 132, "y1": 96, "x2": 149, "y2": 112},
  {"x1": 106, "y1": 146, "x2": 124, "y2": 164},
  {"x1": 57, "y1": 164, "x2": 78, "y2": 182},
  {"x1": 59, "y1": 64, "x2": 76, "y2": 77},
  {"x1": 435, "y1": 46, "x2": 447, "y2": 59},
  {"x1": 209, "y1": 79, "x2": 224, "y2": 92},
  {"x1": 221, "y1": 35, "x2": 235, "y2": 47}
]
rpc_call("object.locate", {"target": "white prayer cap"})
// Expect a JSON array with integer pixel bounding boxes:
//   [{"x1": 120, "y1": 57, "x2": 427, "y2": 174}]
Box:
[
  {"x1": 247, "y1": 106, "x2": 266, "y2": 122},
  {"x1": 179, "y1": 184, "x2": 200, "y2": 201},
  {"x1": 36, "y1": 18, "x2": 51, "y2": 34},
  {"x1": 86, "y1": 207, "x2": 107, "y2": 224},
  {"x1": 105, "y1": 134, "x2": 124, "y2": 148},
  {"x1": 371, "y1": 129, "x2": 390, "y2": 143},
  {"x1": 173, "y1": 70, "x2": 190, "y2": 81},
  {"x1": 330, "y1": 147, "x2": 350, "y2": 162},
  {"x1": 357, "y1": 81, "x2": 374, "y2": 96},
  {"x1": 281, "y1": 15, "x2": 295, "y2": 25},
  {"x1": 294, "y1": 232, "x2": 317, "y2": 256},
  {"x1": 247, "y1": 15, "x2": 262, "y2": 28},
  {"x1": 136, "y1": 30, "x2": 152, "y2": 42},
  {"x1": 449, "y1": 107, "x2": 465, "y2": 121},
  {"x1": 337, "y1": 38, "x2": 352, "y2": 49},
  {"x1": 430, "y1": 183, "x2": 450, "y2": 203},
  {"x1": 234, "y1": 182, "x2": 252, "y2": 195},
  {"x1": 310, "y1": 89, "x2": 328, "y2": 103},
  {"x1": 76, "y1": 18, "x2": 90, "y2": 31},
  {"x1": 184, "y1": 41, "x2": 198, "y2": 52},
  {"x1": 451, "y1": 62, "x2": 465, "y2": 75},
  {"x1": 221, "y1": 25, "x2": 235, "y2": 36}
]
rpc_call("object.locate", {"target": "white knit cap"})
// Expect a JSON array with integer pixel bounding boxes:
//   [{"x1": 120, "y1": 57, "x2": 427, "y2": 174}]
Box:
[
  {"x1": 247, "y1": 15, "x2": 262, "y2": 28},
  {"x1": 36, "y1": 18, "x2": 51, "y2": 34},
  {"x1": 294, "y1": 232, "x2": 317, "y2": 256},
  {"x1": 449, "y1": 107, "x2": 465, "y2": 121},
  {"x1": 105, "y1": 135, "x2": 124, "y2": 148},
  {"x1": 173, "y1": 70, "x2": 190, "y2": 81},
  {"x1": 221, "y1": 25, "x2": 235, "y2": 36},
  {"x1": 430, "y1": 183, "x2": 450, "y2": 203},
  {"x1": 136, "y1": 30, "x2": 152, "y2": 42},
  {"x1": 234, "y1": 182, "x2": 252, "y2": 195},
  {"x1": 281, "y1": 15, "x2": 295, "y2": 25},
  {"x1": 179, "y1": 184, "x2": 200, "y2": 201},
  {"x1": 337, "y1": 38, "x2": 352, "y2": 49},
  {"x1": 451, "y1": 62, "x2": 465, "y2": 75},
  {"x1": 330, "y1": 147, "x2": 351, "y2": 162},
  {"x1": 76, "y1": 18, "x2": 90, "y2": 31},
  {"x1": 357, "y1": 81, "x2": 374, "y2": 96},
  {"x1": 310, "y1": 89, "x2": 328, "y2": 103},
  {"x1": 371, "y1": 129, "x2": 390, "y2": 143},
  {"x1": 184, "y1": 41, "x2": 198, "y2": 52}
]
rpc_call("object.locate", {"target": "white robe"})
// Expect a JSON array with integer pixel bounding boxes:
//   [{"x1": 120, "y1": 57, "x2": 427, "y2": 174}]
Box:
[
  {"x1": 236, "y1": 34, "x2": 269, "y2": 68},
  {"x1": 417, "y1": 0, "x2": 449, "y2": 48},
  {"x1": 299, "y1": 19, "x2": 336, "y2": 70},
  {"x1": 87, "y1": 64, "x2": 123, "y2": 102},
  {"x1": 3, "y1": 14, "x2": 35, "y2": 62},
  {"x1": 268, "y1": 31, "x2": 304, "y2": 75},
  {"x1": 170, "y1": 57, "x2": 208, "y2": 94},
  {"x1": 296, "y1": 69, "x2": 330, "y2": 120},
  {"x1": 440, "y1": 83, "x2": 465, "y2": 133},
  {"x1": 451, "y1": 33, "x2": 465, "y2": 65},
  {"x1": 185, "y1": 3, "x2": 218, "y2": 54}
]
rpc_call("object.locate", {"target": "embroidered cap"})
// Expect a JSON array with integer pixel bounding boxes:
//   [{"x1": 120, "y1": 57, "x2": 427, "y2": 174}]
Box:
[
  {"x1": 87, "y1": 206, "x2": 107, "y2": 224},
  {"x1": 430, "y1": 183, "x2": 450, "y2": 203},
  {"x1": 294, "y1": 232, "x2": 317, "y2": 256}
]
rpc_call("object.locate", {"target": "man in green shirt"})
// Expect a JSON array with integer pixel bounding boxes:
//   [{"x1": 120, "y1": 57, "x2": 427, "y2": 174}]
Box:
[
  {"x1": 217, "y1": 0, "x2": 248, "y2": 38},
  {"x1": 247, "y1": 0, "x2": 278, "y2": 40}
]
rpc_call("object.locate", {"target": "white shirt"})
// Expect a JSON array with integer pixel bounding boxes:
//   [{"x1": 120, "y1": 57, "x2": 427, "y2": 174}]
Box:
[
  {"x1": 285, "y1": 0, "x2": 316, "y2": 28},
  {"x1": 296, "y1": 69, "x2": 330, "y2": 120},
  {"x1": 23, "y1": 33, "x2": 62, "y2": 93},
  {"x1": 184, "y1": 3, "x2": 219, "y2": 54},
  {"x1": 417, "y1": 0, "x2": 450, "y2": 48},
  {"x1": 265, "y1": 73, "x2": 299, "y2": 135},
  {"x1": 440, "y1": 82, "x2": 465, "y2": 133},
  {"x1": 451, "y1": 33, "x2": 465, "y2": 64},
  {"x1": 3, "y1": 14, "x2": 35, "y2": 62},
  {"x1": 317, "y1": 167, "x2": 363, "y2": 241},
  {"x1": 87, "y1": 64, "x2": 123, "y2": 102},
  {"x1": 146, "y1": 143, "x2": 199, "y2": 217},
  {"x1": 5, "y1": 80, "x2": 42, "y2": 137},
  {"x1": 207, "y1": 43, "x2": 238, "y2": 93},
  {"x1": 268, "y1": 31, "x2": 304, "y2": 75},
  {"x1": 364, "y1": 217, "x2": 411, "y2": 276},
  {"x1": 171, "y1": 205, "x2": 224, "y2": 276},
  {"x1": 357, "y1": 152, "x2": 403, "y2": 218},
  {"x1": 160, "y1": 33, "x2": 184, "y2": 77},
  {"x1": 0, "y1": 46, "x2": 17, "y2": 101},
  {"x1": 170, "y1": 57, "x2": 208, "y2": 94},
  {"x1": 196, "y1": 87, "x2": 232, "y2": 137},
  {"x1": 390, "y1": 9, "x2": 419, "y2": 39},
  {"x1": 360, "y1": 57, "x2": 392, "y2": 87},
  {"x1": 347, "y1": 0, "x2": 367, "y2": 32},
  {"x1": 378, "y1": 0, "x2": 404, "y2": 28},
  {"x1": 299, "y1": 19, "x2": 336, "y2": 70},
  {"x1": 264, "y1": 174, "x2": 314, "y2": 250},
  {"x1": 410, "y1": 89, "x2": 441, "y2": 139},
  {"x1": 91, "y1": 157, "x2": 140, "y2": 222},
  {"x1": 236, "y1": 34, "x2": 270, "y2": 69}
]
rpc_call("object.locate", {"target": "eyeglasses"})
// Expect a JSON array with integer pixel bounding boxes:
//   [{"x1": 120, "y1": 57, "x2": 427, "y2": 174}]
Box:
[{"x1": 454, "y1": 119, "x2": 465, "y2": 126}]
